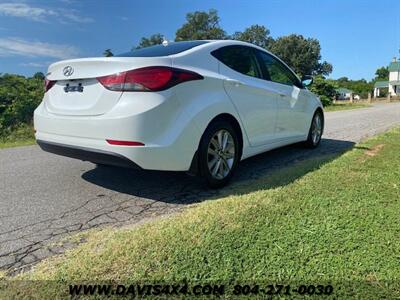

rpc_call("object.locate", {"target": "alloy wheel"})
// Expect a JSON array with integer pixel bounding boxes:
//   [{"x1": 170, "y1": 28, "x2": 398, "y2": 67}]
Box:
[
  {"x1": 207, "y1": 129, "x2": 236, "y2": 180},
  {"x1": 311, "y1": 113, "x2": 322, "y2": 145}
]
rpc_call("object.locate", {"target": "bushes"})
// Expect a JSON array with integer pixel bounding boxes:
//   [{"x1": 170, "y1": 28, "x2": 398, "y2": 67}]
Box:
[
  {"x1": 0, "y1": 73, "x2": 44, "y2": 139},
  {"x1": 0, "y1": 123, "x2": 35, "y2": 147},
  {"x1": 308, "y1": 76, "x2": 337, "y2": 106}
]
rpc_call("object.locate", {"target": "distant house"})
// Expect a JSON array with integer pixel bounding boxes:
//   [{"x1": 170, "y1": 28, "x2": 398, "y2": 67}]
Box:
[
  {"x1": 336, "y1": 88, "x2": 354, "y2": 100},
  {"x1": 374, "y1": 57, "x2": 400, "y2": 97},
  {"x1": 373, "y1": 81, "x2": 388, "y2": 97}
]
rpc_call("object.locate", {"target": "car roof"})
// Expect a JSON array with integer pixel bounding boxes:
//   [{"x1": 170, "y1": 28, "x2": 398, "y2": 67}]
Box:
[
  {"x1": 199, "y1": 39, "x2": 272, "y2": 52},
  {"x1": 116, "y1": 40, "x2": 275, "y2": 58},
  {"x1": 116, "y1": 40, "x2": 210, "y2": 57},
  {"x1": 177, "y1": 39, "x2": 280, "y2": 62}
]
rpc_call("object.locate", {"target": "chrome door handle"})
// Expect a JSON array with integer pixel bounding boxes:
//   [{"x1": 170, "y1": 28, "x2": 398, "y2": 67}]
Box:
[
  {"x1": 265, "y1": 87, "x2": 288, "y2": 97},
  {"x1": 271, "y1": 89, "x2": 287, "y2": 97},
  {"x1": 224, "y1": 78, "x2": 243, "y2": 86}
]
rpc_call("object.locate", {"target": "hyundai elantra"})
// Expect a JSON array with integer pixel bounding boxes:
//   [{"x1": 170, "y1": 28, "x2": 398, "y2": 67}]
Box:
[{"x1": 34, "y1": 40, "x2": 324, "y2": 187}]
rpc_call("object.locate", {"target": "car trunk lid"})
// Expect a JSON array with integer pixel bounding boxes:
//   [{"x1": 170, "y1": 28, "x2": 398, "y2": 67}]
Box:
[{"x1": 45, "y1": 57, "x2": 171, "y2": 116}]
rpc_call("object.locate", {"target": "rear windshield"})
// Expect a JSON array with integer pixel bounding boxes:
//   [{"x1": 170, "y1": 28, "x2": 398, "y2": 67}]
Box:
[{"x1": 116, "y1": 41, "x2": 209, "y2": 57}]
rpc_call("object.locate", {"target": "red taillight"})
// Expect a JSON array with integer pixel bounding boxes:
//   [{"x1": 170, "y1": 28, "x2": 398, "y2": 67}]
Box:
[
  {"x1": 97, "y1": 66, "x2": 203, "y2": 92},
  {"x1": 44, "y1": 79, "x2": 56, "y2": 92},
  {"x1": 106, "y1": 139, "x2": 145, "y2": 146},
  {"x1": 96, "y1": 73, "x2": 125, "y2": 91}
]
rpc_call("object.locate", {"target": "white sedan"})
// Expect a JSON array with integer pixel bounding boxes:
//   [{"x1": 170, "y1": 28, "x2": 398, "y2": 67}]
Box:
[{"x1": 34, "y1": 40, "x2": 324, "y2": 187}]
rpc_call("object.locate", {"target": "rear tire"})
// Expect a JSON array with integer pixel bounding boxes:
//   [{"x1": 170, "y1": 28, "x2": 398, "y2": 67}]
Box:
[
  {"x1": 95, "y1": 163, "x2": 107, "y2": 167},
  {"x1": 304, "y1": 110, "x2": 323, "y2": 148},
  {"x1": 198, "y1": 120, "x2": 240, "y2": 188}
]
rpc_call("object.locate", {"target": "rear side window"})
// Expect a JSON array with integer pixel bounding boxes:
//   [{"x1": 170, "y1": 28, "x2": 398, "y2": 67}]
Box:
[
  {"x1": 212, "y1": 46, "x2": 261, "y2": 79},
  {"x1": 256, "y1": 50, "x2": 301, "y2": 87},
  {"x1": 116, "y1": 41, "x2": 209, "y2": 57}
]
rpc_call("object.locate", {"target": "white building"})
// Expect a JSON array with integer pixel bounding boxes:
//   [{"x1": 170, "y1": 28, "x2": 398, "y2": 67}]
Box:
[
  {"x1": 374, "y1": 57, "x2": 400, "y2": 97},
  {"x1": 388, "y1": 58, "x2": 400, "y2": 95},
  {"x1": 336, "y1": 88, "x2": 353, "y2": 100}
]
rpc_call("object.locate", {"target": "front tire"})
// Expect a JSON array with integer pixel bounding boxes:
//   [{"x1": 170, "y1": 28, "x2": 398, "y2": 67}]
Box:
[
  {"x1": 198, "y1": 120, "x2": 240, "y2": 188},
  {"x1": 305, "y1": 110, "x2": 323, "y2": 148}
]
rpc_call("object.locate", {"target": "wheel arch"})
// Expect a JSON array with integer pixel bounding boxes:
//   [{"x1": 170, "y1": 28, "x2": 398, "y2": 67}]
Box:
[
  {"x1": 187, "y1": 113, "x2": 244, "y2": 175},
  {"x1": 207, "y1": 113, "x2": 244, "y2": 157}
]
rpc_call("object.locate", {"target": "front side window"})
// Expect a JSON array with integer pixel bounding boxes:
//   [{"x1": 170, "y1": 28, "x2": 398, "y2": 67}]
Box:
[
  {"x1": 257, "y1": 51, "x2": 301, "y2": 87},
  {"x1": 212, "y1": 46, "x2": 261, "y2": 79}
]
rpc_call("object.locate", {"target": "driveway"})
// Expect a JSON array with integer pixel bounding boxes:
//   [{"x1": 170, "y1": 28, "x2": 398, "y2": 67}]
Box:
[{"x1": 1, "y1": 102, "x2": 400, "y2": 273}]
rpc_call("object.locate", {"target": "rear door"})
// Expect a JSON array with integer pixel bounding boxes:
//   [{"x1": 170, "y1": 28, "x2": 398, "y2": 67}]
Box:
[
  {"x1": 255, "y1": 50, "x2": 309, "y2": 140},
  {"x1": 213, "y1": 46, "x2": 278, "y2": 147}
]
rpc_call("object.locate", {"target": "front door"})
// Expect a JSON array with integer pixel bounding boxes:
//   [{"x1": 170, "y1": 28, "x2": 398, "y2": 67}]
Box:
[
  {"x1": 213, "y1": 45, "x2": 278, "y2": 147},
  {"x1": 255, "y1": 50, "x2": 309, "y2": 140}
]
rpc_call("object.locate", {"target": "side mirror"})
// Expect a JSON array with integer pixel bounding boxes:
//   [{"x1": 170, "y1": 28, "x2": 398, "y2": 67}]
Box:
[{"x1": 301, "y1": 75, "x2": 313, "y2": 87}]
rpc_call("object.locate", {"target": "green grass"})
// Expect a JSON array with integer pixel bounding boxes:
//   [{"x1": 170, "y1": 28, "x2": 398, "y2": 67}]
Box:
[
  {"x1": 0, "y1": 138, "x2": 35, "y2": 148},
  {"x1": 2, "y1": 128, "x2": 400, "y2": 299},
  {"x1": 324, "y1": 102, "x2": 370, "y2": 112},
  {"x1": 0, "y1": 124, "x2": 35, "y2": 148}
]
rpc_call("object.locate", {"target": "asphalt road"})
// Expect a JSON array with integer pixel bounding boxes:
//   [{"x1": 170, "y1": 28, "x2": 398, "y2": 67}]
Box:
[{"x1": 1, "y1": 102, "x2": 400, "y2": 273}]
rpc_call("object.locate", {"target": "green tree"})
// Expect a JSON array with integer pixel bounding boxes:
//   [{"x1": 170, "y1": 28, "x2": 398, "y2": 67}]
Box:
[
  {"x1": 332, "y1": 77, "x2": 373, "y2": 99},
  {"x1": 136, "y1": 33, "x2": 164, "y2": 49},
  {"x1": 32, "y1": 72, "x2": 45, "y2": 80},
  {"x1": 348, "y1": 79, "x2": 373, "y2": 98},
  {"x1": 103, "y1": 49, "x2": 114, "y2": 57},
  {"x1": 336, "y1": 77, "x2": 349, "y2": 85},
  {"x1": 309, "y1": 76, "x2": 337, "y2": 106},
  {"x1": 375, "y1": 66, "x2": 389, "y2": 80},
  {"x1": 269, "y1": 34, "x2": 332, "y2": 77},
  {"x1": 231, "y1": 25, "x2": 273, "y2": 49},
  {"x1": 175, "y1": 9, "x2": 226, "y2": 41},
  {"x1": 0, "y1": 74, "x2": 43, "y2": 135}
]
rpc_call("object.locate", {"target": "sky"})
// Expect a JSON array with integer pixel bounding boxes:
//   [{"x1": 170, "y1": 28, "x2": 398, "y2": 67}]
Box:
[{"x1": 0, "y1": 0, "x2": 399, "y2": 80}]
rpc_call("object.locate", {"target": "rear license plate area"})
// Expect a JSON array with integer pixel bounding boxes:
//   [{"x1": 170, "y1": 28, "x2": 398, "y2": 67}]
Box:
[{"x1": 64, "y1": 82, "x2": 84, "y2": 93}]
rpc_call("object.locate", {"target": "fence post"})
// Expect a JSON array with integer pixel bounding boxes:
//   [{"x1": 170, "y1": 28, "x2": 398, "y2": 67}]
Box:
[
  {"x1": 350, "y1": 93, "x2": 353, "y2": 103},
  {"x1": 368, "y1": 92, "x2": 371, "y2": 103},
  {"x1": 387, "y1": 92, "x2": 391, "y2": 103}
]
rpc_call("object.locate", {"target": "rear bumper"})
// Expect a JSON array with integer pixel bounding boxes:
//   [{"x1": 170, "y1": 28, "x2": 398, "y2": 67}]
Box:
[
  {"x1": 33, "y1": 89, "x2": 203, "y2": 171},
  {"x1": 37, "y1": 140, "x2": 142, "y2": 169}
]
